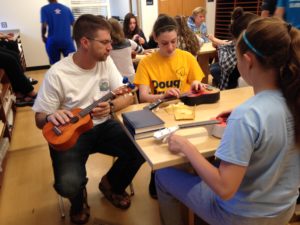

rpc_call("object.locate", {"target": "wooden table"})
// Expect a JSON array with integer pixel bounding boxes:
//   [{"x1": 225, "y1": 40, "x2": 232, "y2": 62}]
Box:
[
  {"x1": 117, "y1": 87, "x2": 253, "y2": 170},
  {"x1": 197, "y1": 42, "x2": 216, "y2": 84}
]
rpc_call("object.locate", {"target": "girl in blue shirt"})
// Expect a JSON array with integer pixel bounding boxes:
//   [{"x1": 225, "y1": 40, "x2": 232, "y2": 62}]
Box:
[{"x1": 156, "y1": 17, "x2": 300, "y2": 225}]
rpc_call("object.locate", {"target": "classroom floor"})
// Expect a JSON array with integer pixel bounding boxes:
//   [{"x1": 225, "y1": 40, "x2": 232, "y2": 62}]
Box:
[
  {"x1": 0, "y1": 70, "x2": 161, "y2": 225},
  {"x1": 0, "y1": 69, "x2": 299, "y2": 225}
]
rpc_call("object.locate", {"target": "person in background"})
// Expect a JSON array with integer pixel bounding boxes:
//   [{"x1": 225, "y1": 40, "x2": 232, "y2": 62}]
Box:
[
  {"x1": 156, "y1": 17, "x2": 300, "y2": 225},
  {"x1": 0, "y1": 46, "x2": 37, "y2": 107},
  {"x1": 275, "y1": 0, "x2": 300, "y2": 29},
  {"x1": 208, "y1": 7, "x2": 258, "y2": 90},
  {"x1": 261, "y1": 0, "x2": 278, "y2": 17},
  {"x1": 174, "y1": 15, "x2": 200, "y2": 56},
  {"x1": 40, "y1": 0, "x2": 76, "y2": 65},
  {"x1": 187, "y1": 6, "x2": 209, "y2": 45},
  {"x1": 134, "y1": 15, "x2": 204, "y2": 199},
  {"x1": 108, "y1": 18, "x2": 144, "y2": 82},
  {"x1": 33, "y1": 14, "x2": 145, "y2": 225},
  {"x1": 0, "y1": 32, "x2": 38, "y2": 85},
  {"x1": 123, "y1": 12, "x2": 148, "y2": 49},
  {"x1": 134, "y1": 14, "x2": 204, "y2": 103}
]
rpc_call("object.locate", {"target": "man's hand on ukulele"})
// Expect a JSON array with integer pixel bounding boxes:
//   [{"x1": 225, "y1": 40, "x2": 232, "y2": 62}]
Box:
[
  {"x1": 163, "y1": 88, "x2": 181, "y2": 99},
  {"x1": 91, "y1": 102, "x2": 110, "y2": 119},
  {"x1": 47, "y1": 110, "x2": 74, "y2": 126}
]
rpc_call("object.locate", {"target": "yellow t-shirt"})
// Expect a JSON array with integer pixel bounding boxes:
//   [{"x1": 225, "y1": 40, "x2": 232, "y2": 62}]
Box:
[{"x1": 134, "y1": 49, "x2": 204, "y2": 94}]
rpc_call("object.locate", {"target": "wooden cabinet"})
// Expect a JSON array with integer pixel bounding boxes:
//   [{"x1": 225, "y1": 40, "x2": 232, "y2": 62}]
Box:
[
  {"x1": 158, "y1": 0, "x2": 206, "y2": 17},
  {"x1": 0, "y1": 68, "x2": 15, "y2": 188},
  {"x1": 215, "y1": 0, "x2": 263, "y2": 40}
]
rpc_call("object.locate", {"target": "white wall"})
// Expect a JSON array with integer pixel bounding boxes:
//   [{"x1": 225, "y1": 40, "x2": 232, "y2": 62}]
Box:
[{"x1": 109, "y1": 0, "x2": 130, "y2": 20}]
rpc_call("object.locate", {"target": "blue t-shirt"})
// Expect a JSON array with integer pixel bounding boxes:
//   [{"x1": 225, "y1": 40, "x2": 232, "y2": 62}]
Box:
[
  {"x1": 187, "y1": 16, "x2": 209, "y2": 43},
  {"x1": 277, "y1": 0, "x2": 300, "y2": 28},
  {"x1": 215, "y1": 90, "x2": 300, "y2": 217},
  {"x1": 41, "y1": 3, "x2": 75, "y2": 41}
]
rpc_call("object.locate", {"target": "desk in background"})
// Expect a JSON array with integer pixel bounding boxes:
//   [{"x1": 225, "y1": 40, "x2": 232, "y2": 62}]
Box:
[
  {"x1": 117, "y1": 87, "x2": 253, "y2": 170},
  {"x1": 197, "y1": 42, "x2": 216, "y2": 84}
]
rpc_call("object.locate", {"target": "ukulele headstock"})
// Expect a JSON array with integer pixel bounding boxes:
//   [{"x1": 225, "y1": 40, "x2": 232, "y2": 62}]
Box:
[{"x1": 113, "y1": 77, "x2": 137, "y2": 96}]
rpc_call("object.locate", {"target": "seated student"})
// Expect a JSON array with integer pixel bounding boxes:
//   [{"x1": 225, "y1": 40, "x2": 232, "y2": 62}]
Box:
[
  {"x1": 108, "y1": 18, "x2": 144, "y2": 82},
  {"x1": 32, "y1": 14, "x2": 145, "y2": 225},
  {"x1": 174, "y1": 15, "x2": 200, "y2": 56},
  {"x1": 187, "y1": 7, "x2": 209, "y2": 45},
  {"x1": 123, "y1": 13, "x2": 148, "y2": 49},
  {"x1": 0, "y1": 32, "x2": 20, "y2": 54},
  {"x1": 208, "y1": 7, "x2": 258, "y2": 90},
  {"x1": 134, "y1": 14, "x2": 204, "y2": 103},
  {"x1": 156, "y1": 17, "x2": 300, "y2": 225},
  {"x1": 0, "y1": 32, "x2": 38, "y2": 85},
  {"x1": 134, "y1": 15, "x2": 204, "y2": 198},
  {"x1": 0, "y1": 46, "x2": 37, "y2": 107}
]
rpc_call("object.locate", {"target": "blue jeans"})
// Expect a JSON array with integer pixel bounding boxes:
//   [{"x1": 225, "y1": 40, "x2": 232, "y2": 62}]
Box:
[
  {"x1": 49, "y1": 119, "x2": 145, "y2": 212},
  {"x1": 156, "y1": 167, "x2": 295, "y2": 225}
]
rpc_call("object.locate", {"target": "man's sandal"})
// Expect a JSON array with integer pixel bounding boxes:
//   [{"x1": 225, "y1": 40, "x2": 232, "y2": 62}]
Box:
[
  {"x1": 70, "y1": 188, "x2": 90, "y2": 225},
  {"x1": 70, "y1": 205, "x2": 90, "y2": 225},
  {"x1": 99, "y1": 176, "x2": 131, "y2": 210}
]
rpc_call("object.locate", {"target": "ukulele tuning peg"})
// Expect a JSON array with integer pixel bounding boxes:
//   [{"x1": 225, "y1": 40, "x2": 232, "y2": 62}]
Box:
[
  {"x1": 122, "y1": 76, "x2": 129, "y2": 84},
  {"x1": 128, "y1": 83, "x2": 135, "y2": 90}
]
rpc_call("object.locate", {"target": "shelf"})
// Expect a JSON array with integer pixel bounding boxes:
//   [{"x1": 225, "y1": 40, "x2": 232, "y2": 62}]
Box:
[{"x1": 215, "y1": 0, "x2": 262, "y2": 40}]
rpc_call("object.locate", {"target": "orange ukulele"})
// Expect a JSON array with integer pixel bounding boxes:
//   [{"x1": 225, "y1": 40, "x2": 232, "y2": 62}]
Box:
[{"x1": 43, "y1": 78, "x2": 135, "y2": 151}]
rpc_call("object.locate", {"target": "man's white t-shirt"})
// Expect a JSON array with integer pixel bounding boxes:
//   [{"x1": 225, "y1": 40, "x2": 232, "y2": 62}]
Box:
[{"x1": 32, "y1": 54, "x2": 123, "y2": 125}]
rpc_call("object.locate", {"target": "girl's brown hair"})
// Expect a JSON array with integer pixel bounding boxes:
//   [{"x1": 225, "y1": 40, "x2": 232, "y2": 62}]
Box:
[
  {"x1": 237, "y1": 17, "x2": 300, "y2": 146},
  {"x1": 153, "y1": 15, "x2": 178, "y2": 37},
  {"x1": 123, "y1": 13, "x2": 140, "y2": 39},
  {"x1": 108, "y1": 18, "x2": 126, "y2": 45},
  {"x1": 175, "y1": 15, "x2": 200, "y2": 56},
  {"x1": 230, "y1": 7, "x2": 258, "y2": 39}
]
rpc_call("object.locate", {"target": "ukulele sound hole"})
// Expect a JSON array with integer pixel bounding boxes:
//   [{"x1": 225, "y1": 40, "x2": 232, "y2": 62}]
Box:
[{"x1": 70, "y1": 116, "x2": 79, "y2": 124}]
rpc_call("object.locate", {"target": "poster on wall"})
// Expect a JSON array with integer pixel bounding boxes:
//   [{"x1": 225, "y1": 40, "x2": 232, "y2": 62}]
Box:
[{"x1": 146, "y1": 0, "x2": 153, "y2": 5}]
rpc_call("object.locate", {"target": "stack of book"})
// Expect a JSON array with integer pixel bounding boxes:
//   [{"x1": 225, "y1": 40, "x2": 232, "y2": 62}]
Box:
[{"x1": 122, "y1": 109, "x2": 165, "y2": 140}]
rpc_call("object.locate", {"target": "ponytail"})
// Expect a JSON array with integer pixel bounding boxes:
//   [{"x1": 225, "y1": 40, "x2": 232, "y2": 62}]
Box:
[
  {"x1": 237, "y1": 17, "x2": 300, "y2": 146},
  {"x1": 279, "y1": 27, "x2": 300, "y2": 146}
]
